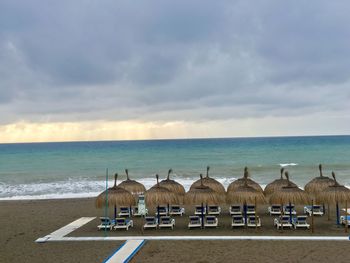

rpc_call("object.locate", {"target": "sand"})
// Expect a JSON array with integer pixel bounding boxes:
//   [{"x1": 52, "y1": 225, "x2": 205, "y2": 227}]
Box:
[{"x1": 1, "y1": 198, "x2": 350, "y2": 263}]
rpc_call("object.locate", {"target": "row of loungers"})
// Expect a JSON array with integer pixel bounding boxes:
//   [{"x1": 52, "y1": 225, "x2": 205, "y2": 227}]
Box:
[
  {"x1": 97, "y1": 215, "x2": 311, "y2": 230},
  {"x1": 115, "y1": 205, "x2": 324, "y2": 218}
]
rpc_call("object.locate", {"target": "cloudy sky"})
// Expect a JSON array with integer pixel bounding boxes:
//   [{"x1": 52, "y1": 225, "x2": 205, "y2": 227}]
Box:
[{"x1": 1, "y1": 1, "x2": 349, "y2": 142}]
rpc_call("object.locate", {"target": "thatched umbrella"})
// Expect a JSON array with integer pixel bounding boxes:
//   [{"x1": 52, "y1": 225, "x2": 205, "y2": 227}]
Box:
[
  {"x1": 317, "y1": 172, "x2": 350, "y2": 225},
  {"x1": 264, "y1": 168, "x2": 298, "y2": 196},
  {"x1": 270, "y1": 171, "x2": 310, "y2": 223},
  {"x1": 304, "y1": 164, "x2": 335, "y2": 217},
  {"x1": 185, "y1": 174, "x2": 224, "y2": 228},
  {"x1": 304, "y1": 164, "x2": 335, "y2": 195},
  {"x1": 227, "y1": 167, "x2": 263, "y2": 193},
  {"x1": 189, "y1": 166, "x2": 226, "y2": 194},
  {"x1": 118, "y1": 169, "x2": 146, "y2": 195},
  {"x1": 145, "y1": 174, "x2": 179, "y2": 223},
  {"x1": 95, "y1": 173, "x2": 135, "y2": 219},
  {"x1": 226, "y1": 175, "x2": 266, "y2": 226},
  {"x1": 159, "y1": 169, "x2": 186, "y2": 197}
]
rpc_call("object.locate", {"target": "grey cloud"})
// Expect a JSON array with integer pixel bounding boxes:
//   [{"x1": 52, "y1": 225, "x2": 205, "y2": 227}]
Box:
[{"x1": 0, "y1": 0, "x2": 349, "y2": 126}]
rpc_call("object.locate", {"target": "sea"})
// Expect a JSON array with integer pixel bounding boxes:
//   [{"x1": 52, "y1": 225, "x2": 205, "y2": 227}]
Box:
[{"x1": 0, "y1": 135, "x2": 349, "y2": 200}]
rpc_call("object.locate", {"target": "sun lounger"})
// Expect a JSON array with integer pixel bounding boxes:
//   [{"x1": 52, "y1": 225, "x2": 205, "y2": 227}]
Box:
[
  {"x1": 274, "y1": 215, "x2": 293, "y2": 229},
  {"x1": 97, "y1": 217, "x2": 115, "y2": 230},
  {"x1": 231, "y1": 215, "x2": 245, "y2": 228},
  {"x1": 158, "y1": 216, "x2": 176, "y2": 230},
  {"x1": 292, "y1": 215, "x2": 310, "y2": 229},
  {"x1": 283, "y1": 205, "x2": 296, "y2": 215},
  {"x1": 208, "y1": 205, "x2": 221, "y2": 215},
  {"x1": 246, "y1": 205, "x2": 256, "y2": 215},
  {"x1": 118, "y1": 206, "x2": 132, "y2": 217},
  {"x1": 113, "y1": 218, "x2": 133, "y2": 230},
  {"x1": 143, "y1": 216, "x2": 158, "y2": 229},
  {"x1": 268, "y1": 205, "x2": 282, "y2": 216},
  {"x1": 195, "y1": 205, "x2": 207, "y2": 215},
  {"x1": 304, "y1": 205, "x2": 324, "y2": 216},
  {"x1": 188, "y1": 215, "x2": 202, "y2": 229},
  {"x1": 229, "y1": 205, "x2": 242, "y2": 216},
  {"x1": 247, "y1": 215, "x2": 261, "y2": 227},
  {"x1": 132, "y1": 206, "x2": 148, "y2": 217},
  {"x1": 155, "y1": 206, "x2": 168, "y2": 216},
  {"x1": 169, "y1": 205, "x2": 185, "y2": 216},
  {"x1": 340, "y1": 215, "x2": 350, "y2": 226},
  {"x1": 204, "y1": 216, "x2": 218, "y2": 228}
]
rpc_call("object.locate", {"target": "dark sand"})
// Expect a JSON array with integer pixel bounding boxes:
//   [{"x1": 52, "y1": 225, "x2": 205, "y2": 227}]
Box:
[{"x1": 1, "y1": 198, "x2": 350, "y2": 263}]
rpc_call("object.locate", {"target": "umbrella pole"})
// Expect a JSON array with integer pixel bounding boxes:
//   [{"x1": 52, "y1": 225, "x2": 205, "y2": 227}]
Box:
[
  {"x1": 336, "y1": 202, "x2": 340, "y2": 225},
  {"x1": 345, "y1": 200, "x2": 348, "y2": 233},
  {"x1": 327, "y1": 203, "x2": 330, "y2": 221},
  {"x1": 289, "y1": 201, "x2": 292, "y2": 224},
  {"x1": 244, "y1": 202, "x2": 247, "y2": 227},
  {"x1": 323, "y1": 203, "x2": 325, "y2": 217},
  {"x1": 201, "y1": 202, "x2": 204, "y2": 229},
  {"x1": 255, "y1": 197, "x2": 257, "y2": 230},
  {"x1": 157, "y1": 205, "x2": 160, "y2": 225},
  {"x1": 311, "y1": 199, "x2": 314, "y2": 233},
  {"x1": 104, "y1": 168, "x2": 108, "y2": 237},
  {"x1": 114, "y1": 205, "x2": 117, "y2": 219},
  {"x1": 280, "y1": 199, "x2": 283, "y2": 232}
]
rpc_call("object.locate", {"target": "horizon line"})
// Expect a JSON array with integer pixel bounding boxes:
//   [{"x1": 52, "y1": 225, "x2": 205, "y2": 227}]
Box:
[{"x1": 1, "y1": 134, "x2": 349, "y2": 145}]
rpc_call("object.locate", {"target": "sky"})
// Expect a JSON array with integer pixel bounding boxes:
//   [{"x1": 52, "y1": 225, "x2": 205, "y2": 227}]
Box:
[{"x1": 0, "y1": 0, "x2": 349, "y2": 143}]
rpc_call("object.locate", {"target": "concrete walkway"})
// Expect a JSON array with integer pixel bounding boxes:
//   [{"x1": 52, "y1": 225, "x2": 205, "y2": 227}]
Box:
[{"x1": 103, "y1": 240, "x2": 145, "y2": 263}]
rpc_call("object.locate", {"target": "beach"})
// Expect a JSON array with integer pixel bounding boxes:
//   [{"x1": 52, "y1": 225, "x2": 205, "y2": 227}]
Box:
[{"x1": 1, "y1": 198, "x2": 350, "y2": 263}]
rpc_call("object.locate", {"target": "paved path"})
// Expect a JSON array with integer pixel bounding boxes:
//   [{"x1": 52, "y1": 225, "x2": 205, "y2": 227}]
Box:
[
  {"x1": 35, "y1": 217, "x2": 95, "y2": 243},
  {"x1": 104, "y1": 240, "x2": 145, "y2": 263}
]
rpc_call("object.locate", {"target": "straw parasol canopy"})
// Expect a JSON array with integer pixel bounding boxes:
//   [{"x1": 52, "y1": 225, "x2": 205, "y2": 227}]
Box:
[
  {"x1": 159, "y1": 169, "x2": 186, "y2": 195},
  {"x1": 185, "y1": 174, "x2": 224, "y2": 205},
  {"x1": 95, "y1": 173, "x2": 135, "y2": 208},
  {"x1": 227, "y1": 167, "x2": 263, "y2": 193},
  {"x1": 189, "y1": 166, "x2": 226, "y2": 194},
  {"x1": 317, "y1": 172, "x2": 350, "y2": 204},
  {"x1": 118, "y1": 169, "x2": 146, "y2": 195},
  {"x1": 264, "y1": 168, "x2": 298, "y2": 196},
  {"x1": 226, "y1": 175, "x2": 266, "y2": 204},
  {"x1": 304, "y1": 164, "x2": 335, "y2": 196},
  {"x1": 269, "y1": 171, "x2": 310, "y2": 204},
  {"x1": 144, "y1": 174, "x2": 179, "y2": 207}
]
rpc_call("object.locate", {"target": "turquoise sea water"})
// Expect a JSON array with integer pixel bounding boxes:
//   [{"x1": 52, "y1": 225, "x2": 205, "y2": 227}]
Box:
[{"x1": 0, "y1": 136, "x2": 349, "y2": 199}]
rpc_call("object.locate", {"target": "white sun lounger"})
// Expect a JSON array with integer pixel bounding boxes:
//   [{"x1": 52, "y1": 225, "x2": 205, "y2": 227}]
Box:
[
  {"x1": 188, "y1": 215, "x2": 202, "y2": 229},
  {"x1": 97, "y1": 217, "x2": 115, "y2": 230},
  {"x1": 143, "y1": 216, "x2": 158, "y2": 229},
  {"x1": 246, "y1": 205, "x2": 256, "y2": 215},
  {"x1": 268, "y1": 205, "x2": 282, "y2": 216},
  {"x1": 283, "y1": 205, "x2": 296, "y2": 215},
  {"x1": 158, "y1": 216, "x2": 176, "y2": 230},
  {"x1": 247, "y1": 215, "x2": 261, "y2": 227},
  {"x1": 204, "y1": 216, "x2": 218, "y2": 228},
  {"x1": 195, "y1": 205, "x2": 207, "y2": 215},
  {"x1": 274, "y1": 215, "x2": 293, "y2": 229},
  {"x1": 292, "y1": 215, "x2": 310, "y2": 229},
  {"x1": 340, "y1": 215, "x2": 350, "y2": 226},
  {"x1": 113, "y1": 218, "x2": 133, "y2": 230},
  {"x1": 231, "y1": 215, "x2": 245, "y2": 228},
  {"x1": 304, "y1": 205, "x2": 324, "y2": 216},
  {"x1": 155, "y1": 206, "x2": 168, "y2": 216},
  {"x1": 118, "y1": 206, "x2": 132, "y2": 217},
  {"x1": 132, "y1": 206, "x2": 148, "y2": 217},
  {"x1": 208, "y1": 205, "x2": 221, "y2": 215},
  {"x1": 229, "y1": 205, "x2": 242, "y2": 216},
  {"x1": 169, "y1": 205, "x2": 185, "y2": 216}
]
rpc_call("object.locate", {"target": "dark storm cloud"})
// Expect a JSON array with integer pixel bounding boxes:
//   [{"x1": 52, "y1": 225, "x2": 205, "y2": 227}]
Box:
[{"x1": 0, "y1": 0, "x2": 349, "y2": 124}]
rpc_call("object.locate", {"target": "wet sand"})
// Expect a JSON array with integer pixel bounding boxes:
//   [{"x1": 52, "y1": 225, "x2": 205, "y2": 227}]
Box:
[{"x1": 1, "y1": 198, "x2": 350, "y2": 263}]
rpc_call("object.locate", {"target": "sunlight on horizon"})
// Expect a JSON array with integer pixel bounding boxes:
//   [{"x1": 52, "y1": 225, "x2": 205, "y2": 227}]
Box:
[{"x1": 0, "y1": 115, "x2": 348, "y2": 143}]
